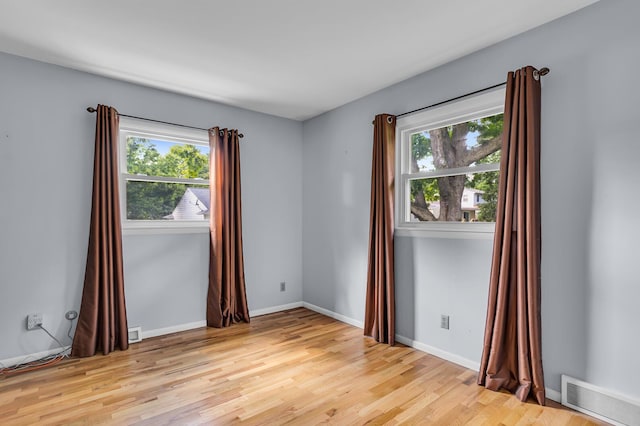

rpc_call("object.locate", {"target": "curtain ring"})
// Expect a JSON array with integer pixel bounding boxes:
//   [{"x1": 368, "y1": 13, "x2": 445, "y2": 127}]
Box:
[
  {"x1": 371, "y1": 116, "x2": 396, "y2": 125},
  {"x1": 533, "y1": 67, "x2": 550, "y2": 80}
]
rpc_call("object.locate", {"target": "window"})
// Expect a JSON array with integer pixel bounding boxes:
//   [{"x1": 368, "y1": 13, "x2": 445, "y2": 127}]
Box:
[
  {"x1": 119, "y1": 117, "x2": 210, "y2": 233},
  {"x1": 395, "y1": 87, "x2": 505, "y2": 237}
]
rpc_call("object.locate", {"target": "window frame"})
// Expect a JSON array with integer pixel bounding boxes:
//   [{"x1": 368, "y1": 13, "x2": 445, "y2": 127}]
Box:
[
  {"x1": 118, "y1": 116, "x2": 211, "y2": 235},
  {"x1": 395, "y1": 87, "x2": 505, "y2": 239}
]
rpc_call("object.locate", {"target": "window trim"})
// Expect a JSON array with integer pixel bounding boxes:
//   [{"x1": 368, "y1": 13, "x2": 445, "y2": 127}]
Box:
[
  {"x1": 395, "y1": 87, "x2": 505, "y2": 239},
  {"x1": 118, "y1": 116, "x2": 211, "y2": 235}
]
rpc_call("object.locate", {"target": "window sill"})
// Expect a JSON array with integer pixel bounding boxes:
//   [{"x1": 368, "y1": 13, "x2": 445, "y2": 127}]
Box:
[
  {"x1": 395, "y1": 223, "x2": 495, "y2": 240},
  {"x1": 122, "y1": 221, "x2": 209, "y2": 236}
]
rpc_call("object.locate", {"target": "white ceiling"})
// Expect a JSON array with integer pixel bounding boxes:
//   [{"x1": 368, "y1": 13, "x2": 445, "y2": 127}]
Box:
[{"x1": 0, "y1": 0, "x2": 598, "y2": 121}]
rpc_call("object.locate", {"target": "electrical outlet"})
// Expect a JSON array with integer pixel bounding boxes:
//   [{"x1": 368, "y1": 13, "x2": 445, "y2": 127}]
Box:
[
  {"x1": 440, "y1": 314, "x2": 450, "y2": 330},
  {"x1": 65, "y1": 310, "x2": 78, "y2": 320},
  {"x1": 26, "y1": 313, "x2": 43, "y2": 330},
  {"x1": 280, "y1": 281, "x2": 286, "y2": 292}
]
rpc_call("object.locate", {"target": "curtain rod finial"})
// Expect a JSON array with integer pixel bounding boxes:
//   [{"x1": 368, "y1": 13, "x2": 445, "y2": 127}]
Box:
[
  {"x1": 87, "y1": 107, "x2": 97, "y2": 113},
  {"x1": 539, "y1": 67, "x2": 550, "y2": 76}
]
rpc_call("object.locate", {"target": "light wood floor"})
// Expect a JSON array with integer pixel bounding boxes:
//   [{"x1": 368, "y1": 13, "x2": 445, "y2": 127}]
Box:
[{"x1": 0, "y1": 308, "x2": 605, "y2": 425}]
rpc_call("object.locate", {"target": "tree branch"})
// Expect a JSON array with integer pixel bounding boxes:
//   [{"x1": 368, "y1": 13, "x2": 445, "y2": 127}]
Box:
[
  {"x1": 462, "y1": 133, "x2": 502, "y2": 166},
  {"x1": 410, "y1": 202, "x2": 438, "y2": 221}
]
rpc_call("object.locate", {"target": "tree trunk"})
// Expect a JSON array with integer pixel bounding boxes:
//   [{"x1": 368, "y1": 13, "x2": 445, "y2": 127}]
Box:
[
  {"x1": 411, "y1": 189, "x2": 438, "y2": 221},
  {"x1": 429, "y1": 125, "x2": 469, "y2": 221},
  {"x1": 410, "y1": 123, "x2": 503, "y2": 222},
  {"x1": 437, "y1": 174, "x2": 465, "y2": 221}
]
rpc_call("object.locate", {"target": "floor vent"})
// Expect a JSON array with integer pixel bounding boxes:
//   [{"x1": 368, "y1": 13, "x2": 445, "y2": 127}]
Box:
[
  {"x1": 562, "y1": 375, "x2": 640, "y2": 426},
  {"x1": 128, "y1": 327, "x2": 142, "y2": 343}
]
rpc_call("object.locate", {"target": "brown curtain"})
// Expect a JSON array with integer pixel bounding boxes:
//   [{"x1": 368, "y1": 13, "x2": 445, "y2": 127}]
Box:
[
  {"x1": 364, "y1": 114, "x2": 396, "y2": 344},
  {"x1": 207, "y1": 127, "x2": 250, "y2": 327},
  {"x1": 477, "y1": 66, "x2": 544, "y2": 405},
  {"x1": 72, "y1": 105, "x2": 129, "y2": 357}
]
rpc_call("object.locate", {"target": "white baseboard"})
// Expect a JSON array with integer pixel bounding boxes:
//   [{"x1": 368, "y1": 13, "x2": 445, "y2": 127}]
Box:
[
  {"x1": 395, "y1": 334, "x2": 481, "y2": 372},
  {"x1": 393, "y1": 334, "x2": 562, "y2": 404},
  {"x1": 300, "y1": 304, "x2": 484, "y2": 374},
  {"x1": 546, "y1": 387, "x2": 561, "y2": 403},
  {"x1": 303, "y1": 302, "x2": 364, "y2": 328},
  {"x1": 0, "y1": 346, "x2": 70, "y2": 368},
  {"x1": 140, "y1": 302, "x2": 305, "y2": 340},
  {"x1": 141, "y1": 320, "x2": 207, "y2": 340},
  {"x1": 250, "y1": 302, "x2": 304, "y2": 317}
]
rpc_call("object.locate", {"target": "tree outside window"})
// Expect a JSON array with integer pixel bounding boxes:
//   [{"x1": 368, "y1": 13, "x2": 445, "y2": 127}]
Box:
[
  {"x1": 409, "y1": 113, "x2": 502, "y2": 223},
  {"x1": 125, "y1": 137, "x2": 210, "y2": 220}
]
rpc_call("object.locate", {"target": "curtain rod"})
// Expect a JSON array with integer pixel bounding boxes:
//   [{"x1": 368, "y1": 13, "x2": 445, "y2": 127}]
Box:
[
  {"x1": 86, "y1": 107, "x2": 244, "y2": 138},
  {"x1": 375, "y1": 67, "x2": 550, "y2": 124}
]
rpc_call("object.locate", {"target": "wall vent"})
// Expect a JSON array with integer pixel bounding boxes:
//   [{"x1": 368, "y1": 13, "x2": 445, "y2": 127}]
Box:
[
  {"x1": 128, "y1": 327, "x2": 142, "y2": 343},
  {"x1": 562, "y1": 375, "x2": 640, "y2": 426}
]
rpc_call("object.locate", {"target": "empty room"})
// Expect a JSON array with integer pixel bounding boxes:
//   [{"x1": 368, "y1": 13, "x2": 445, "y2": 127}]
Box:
[{"x1": 1, "y1": 0, "x2": 639, "y2": 424}]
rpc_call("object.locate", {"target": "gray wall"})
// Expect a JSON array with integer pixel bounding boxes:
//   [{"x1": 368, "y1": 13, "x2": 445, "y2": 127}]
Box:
[
  {"x1": 0, "y1": 52, "x2": 303, "y2": 360},
  {"x1": 302, "y1": 0, "x2": 640, "y2": 398}
]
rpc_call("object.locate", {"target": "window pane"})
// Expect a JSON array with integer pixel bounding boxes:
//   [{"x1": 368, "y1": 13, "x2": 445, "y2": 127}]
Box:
[
  {"x1": 126, "y1": 181, "x2": 210, "y2": 221},
  {"x1": 126, "y1": 137, "x2": 210, "y2": 179},
  {"x1": 410, "y1": 114, "x2": 503, "y2": 172},
  {"x1": 409, "y1": 170, "x2": 499, "y2": 222}
]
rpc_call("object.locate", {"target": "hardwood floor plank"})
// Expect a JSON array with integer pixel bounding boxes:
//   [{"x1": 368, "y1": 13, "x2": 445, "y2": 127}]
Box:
[{"x1": 0, "y1": 308, "x2": 606, "y2": 425}]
